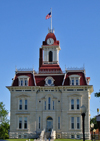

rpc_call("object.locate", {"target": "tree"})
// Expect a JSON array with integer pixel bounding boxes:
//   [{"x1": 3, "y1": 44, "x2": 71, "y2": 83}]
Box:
[
  {"x1": 90, "y1": 117, "x2": 98, "y2": 130},
  {"x1": 95, "y1": 92, "x2": 100, "y2": 97},
  {"x1": 0, "y1": 102, "x2": 10, "y2": 139}
]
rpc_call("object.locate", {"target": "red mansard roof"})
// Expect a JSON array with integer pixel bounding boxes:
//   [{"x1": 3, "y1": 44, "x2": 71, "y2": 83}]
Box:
[
  {"x1": 12, "y1": 71, "x2": 88, "y2": 86},
  {"x1": 39, "y1": 64, "x2": 62, "y2": 74},
  {"x1": 64, "y1": 72, "x2": 87, "y2": 85},
  {"x1": 12, "y1": 73, "x2": 35, "y2": 86}
]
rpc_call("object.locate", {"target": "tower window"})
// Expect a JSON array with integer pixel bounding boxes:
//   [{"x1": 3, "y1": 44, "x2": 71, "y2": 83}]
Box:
[{"x1": 49, "y1": 51, "x2": 53, "y2": 62}]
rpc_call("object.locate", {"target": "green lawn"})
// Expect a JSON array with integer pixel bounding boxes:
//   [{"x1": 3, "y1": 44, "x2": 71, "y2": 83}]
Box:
[
  {"x1": 6, "y1": 139, "x2": 33, "y2": 141},
  {"x1": 5, "y1": 139, "x2": 100, "y2": 141}
]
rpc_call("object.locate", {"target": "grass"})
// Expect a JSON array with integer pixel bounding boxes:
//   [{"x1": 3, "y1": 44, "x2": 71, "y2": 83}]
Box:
[
  {"x1": 6, "y1": 139, "x2": 33, "y2": 141},
  {"x1": 5, "y1": 139, "x2": 100, "y2": 141}
]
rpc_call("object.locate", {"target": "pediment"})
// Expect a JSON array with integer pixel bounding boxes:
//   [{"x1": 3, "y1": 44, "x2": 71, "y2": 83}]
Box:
[
  {"x1": 67, "y1": 93, "x2": 82, "y2": 97},
  {"x1": 16, "y1": 94, "x2": 30, "y2": 98},
  {"x1": 41, "y1": 93, "x2": 57, "y2": 99}
]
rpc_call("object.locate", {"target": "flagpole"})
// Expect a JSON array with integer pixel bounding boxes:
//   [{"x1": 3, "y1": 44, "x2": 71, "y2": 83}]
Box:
[{"x1": 51, "y1": 8, "x2": 52, "y2": 32}]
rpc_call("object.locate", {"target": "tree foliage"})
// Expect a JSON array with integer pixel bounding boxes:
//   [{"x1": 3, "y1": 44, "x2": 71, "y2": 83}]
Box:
[
  {"x1": 0, "y1": 102, "x2": 10, "y2": 139},
  {"x1": 90, "y1": 117, "x2": 98, "y2": 130},
  {"x1": 95, "y1": 92, "x2": 100, "y2": 97}
]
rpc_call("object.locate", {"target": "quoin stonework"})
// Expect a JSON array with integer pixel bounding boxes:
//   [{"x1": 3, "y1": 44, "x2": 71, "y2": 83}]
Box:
[{"x1": 7, "y1": 29, "x2": 93, "y2": 139}]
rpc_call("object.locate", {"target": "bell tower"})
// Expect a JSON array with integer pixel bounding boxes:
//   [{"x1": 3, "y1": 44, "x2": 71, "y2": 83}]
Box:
[
  {"x1": 42, "y1": 31, "x2": 61, "y2": 65},
  {"x1": 39, "y1": 30, "x2": 62, "y2": 74}
]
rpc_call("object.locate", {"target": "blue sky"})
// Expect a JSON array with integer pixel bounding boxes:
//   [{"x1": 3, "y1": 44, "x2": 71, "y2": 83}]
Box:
[{"x1": 0, "y1": 0, "x2": 100, "y2": 120}]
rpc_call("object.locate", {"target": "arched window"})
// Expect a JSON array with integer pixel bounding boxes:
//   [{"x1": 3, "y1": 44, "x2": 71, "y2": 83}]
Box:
[{"x1": 49, "y1": 51, "x2": 53, "y2": 62}]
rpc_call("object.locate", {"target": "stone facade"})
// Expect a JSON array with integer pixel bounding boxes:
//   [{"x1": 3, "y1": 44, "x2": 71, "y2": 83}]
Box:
[{"x1": 7, "y1": 31, "x2": 93, "y2": 139}]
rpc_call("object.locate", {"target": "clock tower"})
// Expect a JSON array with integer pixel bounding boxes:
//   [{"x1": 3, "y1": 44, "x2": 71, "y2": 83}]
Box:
[{"x1": 39, "y1": 30, "x2": 62, "y2": 74}]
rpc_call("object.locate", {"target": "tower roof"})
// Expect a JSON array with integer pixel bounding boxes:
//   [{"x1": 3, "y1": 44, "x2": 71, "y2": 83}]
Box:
[{"x1": 42, "y1": 32, "x2": 59, "y2": 46}]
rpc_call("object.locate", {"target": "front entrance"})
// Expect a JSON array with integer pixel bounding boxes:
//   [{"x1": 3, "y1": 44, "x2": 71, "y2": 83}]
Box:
[{"x1": 46, "y1": 117, "x2": 53, "y2": 132}]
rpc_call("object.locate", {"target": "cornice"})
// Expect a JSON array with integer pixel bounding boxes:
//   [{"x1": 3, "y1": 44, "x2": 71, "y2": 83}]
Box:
[{"x1": 6, "y1": 85, "x2": 93, "y2": 93}]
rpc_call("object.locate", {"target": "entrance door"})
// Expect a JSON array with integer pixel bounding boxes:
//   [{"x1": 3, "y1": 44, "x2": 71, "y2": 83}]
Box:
[{"x1": 46, "y1": 117, "x2": 53, "y2": 132}]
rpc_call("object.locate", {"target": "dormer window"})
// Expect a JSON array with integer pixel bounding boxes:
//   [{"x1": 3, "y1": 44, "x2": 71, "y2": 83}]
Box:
[
  {"x1": 18, "y1": 75, "x2": 29, "y2": 86},
  {"x1": 69, "y1": 75, "x2": 81, "y2": 86},
  {"x1": 45, "y1": 77, "x2": 54, "y2": 86}
]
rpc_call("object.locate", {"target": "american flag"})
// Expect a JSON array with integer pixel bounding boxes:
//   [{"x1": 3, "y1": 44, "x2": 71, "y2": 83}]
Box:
[{"x1": 45, "y1": 12, "x2": 51, "y2": 19}]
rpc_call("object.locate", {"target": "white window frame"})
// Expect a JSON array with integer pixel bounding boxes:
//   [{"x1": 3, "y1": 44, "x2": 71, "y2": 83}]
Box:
[
  {"x1": 39, "y1": 116, "x2": 40, "y2": 129},
  {"x1": 77, "y1": 99, "x2": 80, "y2": 110},
  {"x1": 53, "y1": 100, "x2": 54, "y2": 110},
  {"x1": 71, "y1": 99, "x2": 74, "y2": 110},
  {"x1": 48, "y1": 97, "x2": 51, "y2": 110},
  {"x1": 19, "y1": 99, "x2": 22, "y2": 110},
  {"x1": 69, "y1": 75, "x2": 81, "y2": 86},
  {"x1": 24, "y1": 117, "x2": 27, "y2": 129},
  {"x1": 58, "y1": 117, "x2": 60, "y2": 129},
  {"x1": 44, "y1": 101, "x2": 46, "y2": 110},
  {"x1": 18, "y1": 75, "x2": 29, "y2": 86},
  {"x1": 71, "y1": 117, "x2": 74, "y2": 129},
  {"x1": 19, "y1": 117, "x2": 22, "y2": 129},
  {"x1": 77, "y1": 117, "x2": 80, "y2": 129},
  {"x1": 25, "y1": 99, "x2": 27, "y2": 110},
  {"x1": 45, "y1": 77, "x2": 54, "y2": 86}
]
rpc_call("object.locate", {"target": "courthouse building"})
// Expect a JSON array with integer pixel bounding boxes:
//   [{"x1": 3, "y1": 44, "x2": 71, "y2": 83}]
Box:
[{"x1": 7, "y1": 29, "x2": 93, "y2": 139}]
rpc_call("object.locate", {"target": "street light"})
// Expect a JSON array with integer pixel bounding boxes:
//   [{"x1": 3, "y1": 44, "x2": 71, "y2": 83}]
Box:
[
  {"x1": 91, "y1": 123, "x2": 94, "y2": 141},
  {"x1": 80, "y1": 105, "x2": 86, "y2": 141},
  {"x1": 93, "y1": 129, "x2": 96, "y2": 141}
]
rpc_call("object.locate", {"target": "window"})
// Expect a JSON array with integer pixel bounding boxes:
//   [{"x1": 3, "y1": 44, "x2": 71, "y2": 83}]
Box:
[
  {"x1": 69, "y1": 75, "x2": 81, "y2": 85},
  {"x1": 39, "y1": 117, "x2": 40, "y2": 129},
  {"x1": 77, "y1": 117, "x2": 80, "y2": 129},
  {"x1": 25, "y1": 79, "x2": 28, "y2": 86},
  {"x1": 21, "y1": 80, "x2": 23, "y2": 86},
  {"x1": 71, "y1": 135, "x2": 74, "y2": 139},
  {"x1": 71, "y1": 99, "x2": 74, "y2": 109},
  {"x1": 18, "y1": 75, "x2": 29, "y2": 86},
  {"x1": 45, "y1": 77, "x2": 54, "y2": 86},
  {"x1": 72, "y1": 79, "x2": 74, "y2": 85},
  {"x1": 58, "y1": 117, "x2": 60, "y2": 129},
  {"x1": 19, "y1": 117, "x2": 22, "y2": 129},
  {"x1": 24, "y1": 135, "x2": 27, "y2": 138},
  {"x1": 25, "y1": 100, "x2": 27, "y2": 110},
  {"x1": 19, "y1": 99, "x2": 22, "y2": 110},
  {"x1": 18, "y1": 135, "x2": 21, "y2": 138},
  {"x1": 53, "y1": 101, "x2": 54, "y2": 110},
  {"x1": 45, "y1": 101, "x2": 46, "y2": 110},
  {"x1": 49, "y1": 51, "x2": 53, "y2": 62},
  {"x1": 77, "y1": 135, "x2": 80, "y2": 139},
  {"x1": 24, "y1": 117, "x2": 27, "y2": 129},
  {"x1": 48, "y1": 97, "x2": 51, "y2": 110},
  {"x1": 71, "y1": 117, "x2": 74, "y2": 129},
  {"x1": 76, "y1": 79, "x2": 78, "y2": 85},
  {"x1": 77, "y1": 99, "x2": 79, "y2": 109}
]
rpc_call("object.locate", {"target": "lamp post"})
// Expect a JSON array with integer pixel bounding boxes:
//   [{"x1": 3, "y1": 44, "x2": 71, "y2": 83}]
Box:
[
  {"x1": 80, "y1": 105, "x2": 86, "y2": 141},
  {"x1": 91, "y1": 123, "x2": 94, "y2": 141},
  {"x1": 93, "y1": 129, "x2": 96, "y2": 141}
]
